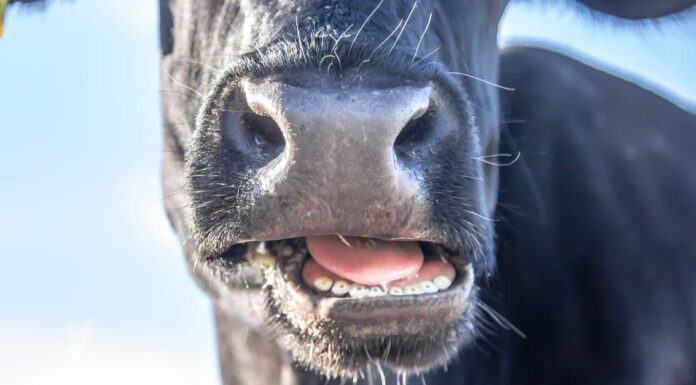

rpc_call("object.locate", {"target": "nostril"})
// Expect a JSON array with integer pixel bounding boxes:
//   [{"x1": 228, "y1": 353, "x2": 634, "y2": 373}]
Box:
[
  {"x1": 394, "y1": 107, "x2": 437, "y2": 155},
  {"x1": 221, "y1": 104, "x2": 286, "y2": 163},
  {"x1": 241, "y1": 112, "x2": 284, "y2": 147}
]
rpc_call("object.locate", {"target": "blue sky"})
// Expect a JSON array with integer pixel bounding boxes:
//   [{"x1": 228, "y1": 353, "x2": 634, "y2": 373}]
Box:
[
  {"x1": 500, "y1": 3, "x2": 696, "y2": 112},
  {"x1": 0, "y1": 1, "x2": 694, "y2": 384}
]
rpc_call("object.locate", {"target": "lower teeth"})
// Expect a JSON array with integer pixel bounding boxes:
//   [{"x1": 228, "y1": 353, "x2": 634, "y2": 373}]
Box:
[
  {"x1": 331, "y1": 280, "x2": 351, "y2": 296},
  {"x1": 388, "y1": 287, "x2": 404, "y2": 296},
  {"x1": 311, "y1": 278, "x2": 448, "y2": 298},
  {"x1": 368, "y1": 287, "x2": 386, "y2": 297},
  {"x1": 313, "y1": 276, "x2": 333, "y2": 292},
  {"x1": 248, "y1": 252, "x2": 276, "y2": 269},
  {"x1": 404, "y1": 285, "x2": 424, "y2": 295},
  {"x1": 419, "y1": 281, "x2": 439, "y2": 293},
  {"x1": 349, "y1": 285, "x2": 368, "y2": 298},
  {"x1": 433, "y1": 276, "x2": 452, "y2": 290},
  {"x1": 248, "y1": 241, "x2": 458, "y2": 298}
]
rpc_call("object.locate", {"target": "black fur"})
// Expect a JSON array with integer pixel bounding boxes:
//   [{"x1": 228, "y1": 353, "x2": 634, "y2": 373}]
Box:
[
  {"x1": 152, "y1": 1, "x2": 696, "y2": 384},
  {"x1": 578, "y1": 0, "x2": 696, "y2": 18},
  {"x1": 485, "y1": 47, "x2": 696, "y2": 385},
  {"x1": 158, "y1": 0, "x2": 174, "y2": 56}
]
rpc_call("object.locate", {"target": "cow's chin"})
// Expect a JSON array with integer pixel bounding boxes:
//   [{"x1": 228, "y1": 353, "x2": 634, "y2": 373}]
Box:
[{"x1": 234, "y1": 237, "x2": 478, "y2": 378}]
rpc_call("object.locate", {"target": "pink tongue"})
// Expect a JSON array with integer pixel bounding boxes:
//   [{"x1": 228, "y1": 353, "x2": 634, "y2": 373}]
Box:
[{"x1": 306, "y1": 235, "x2": 424, "y2": 286}]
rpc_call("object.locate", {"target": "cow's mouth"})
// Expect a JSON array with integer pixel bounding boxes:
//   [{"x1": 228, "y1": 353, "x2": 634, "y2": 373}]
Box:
[
  {"x1": 249, "y1": 236, "x2": 473, "y2": 302},
  {"x1": 235, "y1": 235, "x2": 477, "y2": 376}
]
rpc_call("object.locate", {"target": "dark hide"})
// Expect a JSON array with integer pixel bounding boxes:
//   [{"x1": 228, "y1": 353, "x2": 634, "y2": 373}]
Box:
[
  {"x1": 578, "y1": 0, "x2": 696, "y2": 18},
  {"x1": 487, "y1": 47, "x2": 696, "y2": 385},
  {"x1": 152, "y1": 0, "x2": 696, "y2": 383},
  {"x1": 158, "y1": 0, "x2": 174, "y2": 56},
  {"x1": 210, "y1": 47, "x2": 696, "y2": 385}
]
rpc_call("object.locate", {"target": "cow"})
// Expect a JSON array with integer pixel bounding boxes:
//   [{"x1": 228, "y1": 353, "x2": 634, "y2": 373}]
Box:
[{"x1": 9, "y1": 0, "x2": 696, "y2": 383}]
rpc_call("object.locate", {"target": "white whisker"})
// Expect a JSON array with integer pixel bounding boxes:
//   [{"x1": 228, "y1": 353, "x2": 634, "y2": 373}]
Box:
[
  {"x1": 449, "y1": 71, "x2": 515, "y2": 91},
  {"x1": 388, "y1": 0, "x2": 419, "y2": 56},
  {"x1": 368, "y1": 19, "x2": 403, "y2": 60},
  {"x1": 474, "y1": 152, "x2": 521, "y2": 167},
  {"x1": 337, "y1": 234, "x2": 353, "y2": 248},
  {"x1": 411, "y1": 46, "x2": 440, "y2": 66},
  {"x1": 413, "y1": 12, "x2": 432, "y2": 62},
  {"x1": 478, "y1": 301, "x2": 526, "y2": 339},
  {"x1": 350, "y1": 0, "x2": 384, "y2": 52},
  {"x1": 163, "y1": 68, "x2": 204, "y2": 99},
  {"x1": 295, "y1": 15, "x2": 305, "y2": 57},
  {"x1": 375, "y1": 361, "x2": 386, "y2": 385}
]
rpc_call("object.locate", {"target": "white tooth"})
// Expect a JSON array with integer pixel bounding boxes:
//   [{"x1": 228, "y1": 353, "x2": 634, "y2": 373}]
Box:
[
  {"x1": 249, "y1": 253, "x2": 276, "y2": 269},
  {"x1": 331, "y1": 280, "x2": 351, "y2": 296},
  {"x1": 256, "y1": 241, "x2": 269, "y2": 255},
  {"x1": 368, "y1": 286, "x2": 386, "y2": 297},
  {"x1": 419, "y1": 281, "x2": 439, "y2": 293},
  {"x1": 388, "y1": 287, "x2": 404, "y2": 296},
  {"x1": 404, "y1": 285, "x2": 423, "y2": 295},
  {"x1": 313, "y1": 276, "x2": 333, "y2": 292},
  {"x1": 349, "y1": 285, "x2": 368, "y2": 298},
  {"x1": 433, "y1": 276, "x2": 453, "y2": 290},
  {"x1": 280, "y1": 245, "x2": 294, "y2": 257}
]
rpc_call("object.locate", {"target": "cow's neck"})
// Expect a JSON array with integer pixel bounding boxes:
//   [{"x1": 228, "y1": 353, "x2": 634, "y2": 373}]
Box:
[
  {"x1": 214, "y1": 307, "x2": 296, "y2": 385},
  {"x1": 212, "y1": 288, "x2": 287, "y2": 385},
  {"x1": 213, "y1": 289, "x2": 324, "y2": 385}
]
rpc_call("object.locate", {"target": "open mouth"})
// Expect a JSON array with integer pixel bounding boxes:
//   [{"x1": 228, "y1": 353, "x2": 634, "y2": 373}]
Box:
[
  {"x1": 246, "y1": 235, "x2": 475, "y2": 308},
  {"x1": 228, "y1": 235, "x2": 478, "y2": 375}
]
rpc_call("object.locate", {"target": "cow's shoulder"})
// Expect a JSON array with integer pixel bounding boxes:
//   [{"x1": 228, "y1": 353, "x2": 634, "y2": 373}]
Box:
[
  {"x1": 498, "y1": 45, "x2": 696, "y2": 250},
  {"x1": 491, "y1": 46, "x2": 696, "y2": 385}
]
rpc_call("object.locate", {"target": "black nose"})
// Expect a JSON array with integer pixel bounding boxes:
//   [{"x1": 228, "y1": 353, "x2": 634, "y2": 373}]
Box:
[{"x1": 226, "y1": 77, "x2": 444, "y2": 241}]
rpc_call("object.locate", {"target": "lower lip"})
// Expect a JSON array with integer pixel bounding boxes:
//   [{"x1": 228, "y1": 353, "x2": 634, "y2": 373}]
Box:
[{"x1": 274, "y1": 252, "x2": 476, "y2": 319}]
